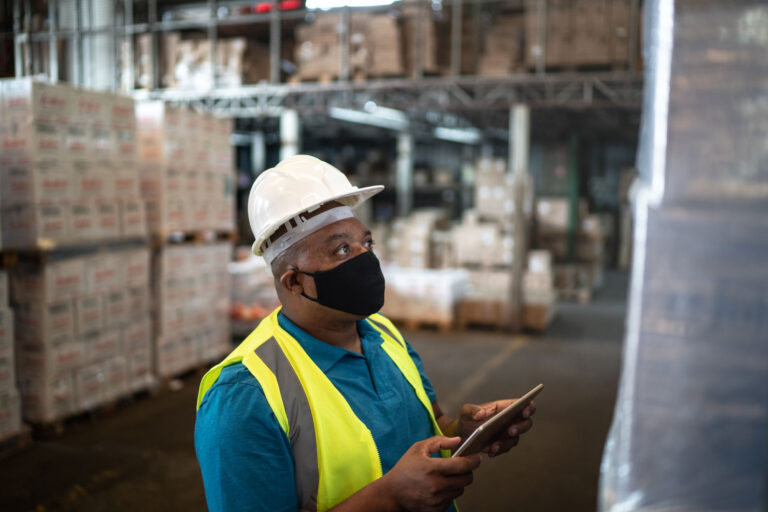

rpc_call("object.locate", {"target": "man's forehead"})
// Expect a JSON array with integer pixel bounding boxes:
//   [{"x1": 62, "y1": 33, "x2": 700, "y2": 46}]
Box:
[{"x1": 303, "y1": 217, "x2": 368, "y2": 247}]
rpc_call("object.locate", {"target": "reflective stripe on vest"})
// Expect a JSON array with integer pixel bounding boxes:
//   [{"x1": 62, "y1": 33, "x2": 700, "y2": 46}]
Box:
[{"x1": 197, "y1": 308, "x2": 448, "y2": 512}]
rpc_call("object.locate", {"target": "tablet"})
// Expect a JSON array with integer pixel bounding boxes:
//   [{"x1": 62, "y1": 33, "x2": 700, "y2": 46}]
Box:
[{"x1": 451, "y1": 383, "x2": 543, "y2": 458}]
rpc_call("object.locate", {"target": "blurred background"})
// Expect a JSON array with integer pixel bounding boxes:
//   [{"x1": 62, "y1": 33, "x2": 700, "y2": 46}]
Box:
[{"x1": 0, "y1": 1, "x2": 766, "y2": 511}]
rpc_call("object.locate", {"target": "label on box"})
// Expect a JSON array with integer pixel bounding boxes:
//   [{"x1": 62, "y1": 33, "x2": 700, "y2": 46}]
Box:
[
  {"x1": 91, "y1": 329, "x2": 121, "y2": 362},
  {"x1": 75, "y1": 295, "x2": 103, "y2": 336},
  {"x1": 96, "y1": 202, "x2": 120, "y2": 240},
  {"x1": 15, "y1": 300, "x2": 74, "y2": 347},
  {"x1": 119, "y1": 200, "x2": 146, "y2": 238},
  {"x1": 1, "y1": 159, "x2": 72, "y2": 206},
  {"x1": 84, "y1": 254, "x2": 120, "y2": 295},
  {"x1": 10, "y1": 258, "x2": 85, "y2": 302},
  {"x1": 122, "y1": 249, "x2": 150, "y2": 289},
  {"x1": 103, "y1": 291, "x2": 127, "y2": 327},
  {"x1": 71, "y1": 202, "x2": 99, "y2": 241},
  {"x1": 75, "y1": 363, "x2": 106, "y2": 411},
  {"x1": 125, "y1": 287, "x2": 150, "y2": 318},
  {"x1": 122, "y1": 316, "x2": 152, "y2": 351}
]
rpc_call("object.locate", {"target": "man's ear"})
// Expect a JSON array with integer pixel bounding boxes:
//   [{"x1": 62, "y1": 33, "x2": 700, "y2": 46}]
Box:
[{"x1": 278, "y1": 269, "x2": 304, "y2": 295}]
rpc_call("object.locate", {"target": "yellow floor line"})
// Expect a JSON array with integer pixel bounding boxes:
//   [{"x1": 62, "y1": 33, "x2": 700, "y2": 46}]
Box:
[{"x1": 444, "y1": 335, "x2": 529, "y2": 413}]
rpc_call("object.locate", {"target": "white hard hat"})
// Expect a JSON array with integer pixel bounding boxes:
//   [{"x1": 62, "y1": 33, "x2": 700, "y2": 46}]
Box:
[{"x1": 248, "y1": 154, "x2": 384, "y2": 259}]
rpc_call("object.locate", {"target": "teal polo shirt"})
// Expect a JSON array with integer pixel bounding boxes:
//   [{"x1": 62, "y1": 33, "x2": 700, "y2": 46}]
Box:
[{"x1": 195, "y1": 312, "x2": 456, "y2": 512}]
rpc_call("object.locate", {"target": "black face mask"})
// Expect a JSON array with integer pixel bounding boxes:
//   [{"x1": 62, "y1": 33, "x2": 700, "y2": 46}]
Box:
[{"x1": 296, "y1": 251, "x2": 386, "y2": 317}]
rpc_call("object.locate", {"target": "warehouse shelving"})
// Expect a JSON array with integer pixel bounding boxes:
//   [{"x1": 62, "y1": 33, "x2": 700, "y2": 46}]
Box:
[{"x1": 3, "y1": 0, "x2": 643, "y2": 117}]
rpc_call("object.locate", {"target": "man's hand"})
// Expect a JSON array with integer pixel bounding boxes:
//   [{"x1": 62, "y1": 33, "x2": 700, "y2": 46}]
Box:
[
  {"x1": 458, "y1": 399, "x2": 536, "y2": 457},
  {"x1": 381, "y1": 436, "x2": 481, "y2": 512}
]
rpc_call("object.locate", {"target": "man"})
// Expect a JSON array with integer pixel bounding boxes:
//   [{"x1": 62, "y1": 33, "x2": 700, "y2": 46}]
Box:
[{"x1": 195, "y1": 155, "x2": 535, "y2": 512}]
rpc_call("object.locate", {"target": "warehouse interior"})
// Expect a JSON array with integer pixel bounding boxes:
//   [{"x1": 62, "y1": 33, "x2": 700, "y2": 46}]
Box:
[{"x1": 0, "y1": 1, "x2": 766, "y2": 511}]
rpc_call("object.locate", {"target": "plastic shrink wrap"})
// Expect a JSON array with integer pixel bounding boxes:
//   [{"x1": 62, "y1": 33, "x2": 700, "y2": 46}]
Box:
[{"x1": 599, "y1": 1, "x2": 768, "y2": 511}]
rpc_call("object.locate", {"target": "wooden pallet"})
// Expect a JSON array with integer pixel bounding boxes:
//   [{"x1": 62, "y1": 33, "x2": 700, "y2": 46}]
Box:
[
  {"x1": 557, "y1": 287, "x2": 593, "y2": 304},
  {"x1": 153, "y1": 230, "x2": 236, "y2": 248},
  {"x1": 0, "y1": 425, "x2": 33, "y2": 459},
  {"x1": 30, "y1": 387, "x2": 156, "y2": 440},
  {"x1": 455, "y1": 299, "x2": 511, "y2": 331},
  {"x1": 522, "y1": 304, "x2": 556, "y2": 332},
  {"x1": 395, "y1": 318, "x2": 453, "y2": 333}
]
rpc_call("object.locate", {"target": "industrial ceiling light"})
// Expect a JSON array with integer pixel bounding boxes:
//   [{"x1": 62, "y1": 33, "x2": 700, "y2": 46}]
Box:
[
  {"x1": 434, "y1": 126, "x2": 482, "y2": 144},
  {"x1": 329, "y1": 106, "x2": 409, "y2": 131},
  {"x1": 306, "y1": 0, "x2": 396, "y2": 9}
]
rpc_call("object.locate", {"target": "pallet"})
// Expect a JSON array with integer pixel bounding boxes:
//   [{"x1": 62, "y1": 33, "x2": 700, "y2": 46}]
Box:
[
  {"x1": 455, "y1": 299, "x2": 510, "y2": 331},
  {"x1": 153, "y1": 230, "x2": 236, "y2": 247},
  {"x1": 288, "y1": 73, "x2": 336, "y2": 84},
  {"x1": 557, "y1": 287, "x2": 592, "y2": 304},
  {"x1": 0, "y1": 425, "x2": 33, "y2": 459},
  {"x1": 394, "y1": 318, "x2": 453, "y2": 333},
  {"x1": 522, "y1": 304, "x2": 556, "y2": 332},
  {"x1": 29, "y1": 387, "x2": 156, "y2": 440}
]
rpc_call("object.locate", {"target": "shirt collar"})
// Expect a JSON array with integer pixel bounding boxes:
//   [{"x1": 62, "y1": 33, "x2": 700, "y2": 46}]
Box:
[{"x1": 277, "y1": 312, "x2": 383, "y2": 373}]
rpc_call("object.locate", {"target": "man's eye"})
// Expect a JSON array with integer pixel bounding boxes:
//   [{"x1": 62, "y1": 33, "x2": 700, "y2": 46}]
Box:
[
  {"x1": 337, "y1": 245, "x2": 350, "y2": 255},
  {"x1": 365, "y1": 240, "x2": 375, "y2": 249}
]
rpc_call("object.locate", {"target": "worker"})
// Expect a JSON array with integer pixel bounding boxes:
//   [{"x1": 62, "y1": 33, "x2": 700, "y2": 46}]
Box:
[{"x1": 195, "y1": 155, "x2": 536, "y2": 512}]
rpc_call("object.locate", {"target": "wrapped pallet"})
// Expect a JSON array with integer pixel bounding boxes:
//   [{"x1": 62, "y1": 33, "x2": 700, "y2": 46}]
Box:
[
  {"x1": 153, "y1": 243, "x2": 232, "y2": 378},
  {"x1": 11, "y1": 248, "x2": 154, "y2": 423},
  {"x1": 136, "y1": 103, "x2": 235, "y2": 236},
  {"x1": 600, "y1": 2, "x2": 768, "y2": 510},
  {"x1": 0, "y1": 79, "x2": 145, "y2": 248}
]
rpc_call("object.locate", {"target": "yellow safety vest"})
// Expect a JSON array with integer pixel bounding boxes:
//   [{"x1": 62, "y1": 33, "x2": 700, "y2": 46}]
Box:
[{"x1": 197, "y1": 307, "x2": 450, "y2": 512}]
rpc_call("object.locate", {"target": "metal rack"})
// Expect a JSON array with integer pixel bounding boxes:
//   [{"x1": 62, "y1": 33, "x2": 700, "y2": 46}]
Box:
[{"x1": 5, "y1": 0, "x2": 643, "y2": 120}]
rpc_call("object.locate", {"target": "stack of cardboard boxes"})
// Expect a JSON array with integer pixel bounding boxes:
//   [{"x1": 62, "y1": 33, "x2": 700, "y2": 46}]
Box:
[
  {"x1": 153, "y1": 243, "x2": 232, "y2": 378},
  {"x1": 479, "y1": 15, "x2": 525, "y2": 76},
  {"x1": 0, "y1": 270, "x2": 22, "y2": 440},
  {"x1": 0, "y1": 79, "x2": 146, "y2": 248},
  {"x1": 601, "y1": 2, "x2": 768, "y2": 508},
  {"x1": 522, "y1": 250, "x2": 556, "y2": 330},
  {"x1": 524, "y1": 0, "x2": 637, "y2": 69},
  {"x1": 134, "y1": 34, "x2": 270, "y2": 90},
  {"x1": 385, "y1": 209, "x2": 449, "y2": 270},
  {"x1": 136, "y1": 102, "x2": 235, "y2": 237},
  {"x1": 401, "y1": 5, "x2": 439, "y2": 76},
  {"x1": 380, "y1": 267, "x2": 469, "y2": 329},
  {"x1": 534, "y1": 197, "x2": 603, "y2": 301},
  {"x1": 294, "y1": 12, "x2": 403, "y2": 80},
  {"x1": 11, "y1": 248, "x2": 153, "y2": 423},
  {"x1": 451, "y1": 158, "x2": 532, "y2": 329}
]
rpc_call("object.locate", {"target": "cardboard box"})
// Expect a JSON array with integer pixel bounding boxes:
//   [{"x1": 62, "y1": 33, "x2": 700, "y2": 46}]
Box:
[
  {"x1": 122, "y1": 316, "x2": 152, "y2": 352},
  {"x1": 71, "y1": 201, "x2": 100, "y2": 241},
  {"x1": 18, "y1": 342, "x2": 87, "y2": 376},
  {"x1": 0, "y1": 158, "x2": 72, "y2": 206},
  {"x1": 536, "y1": 197, "x2": 570, "y2": 232},
  {"x1": 17, "y1": 369, "x2": 75, "y2": 423},
  {"x1": 127, "y1": 345, "x2": 154, "y2": 392},
  {"x1": 0, "y1": 355, "x2": 15, "y2": 394},
  {"x1": 91, "y1": 329, "x2": 121, "y2": 363},
  {"x1": 103, "y1": 356, "x2": 128, "y2": 401},
  {"x1": 84, "y1": 253, "x2": 120, "y2": 296},
  {"x1": 0, "y1": 309, "x2": 13, "y2": 355},
  {"x1": 119, "y1": 199, "x2": 147, "y2": 238},
  {"x1": 96, "y1": 201, "x2": 120, "y2": 240},
  {"x1": 74, "y1": 362, "x2": 106, "y2": 411},
  {"x1": 103, "y1": 291, "x2": 127, "y2": 327},
  {"x1": 0, "y1": 391, "x2": 22, "y2": 441},
  {"x1": 121, "y1": 248, "x2": 150, "y2": 289},
  {"x1": 10, "y1": 257, "x2": 85, "y2": 303},
  {"x1": 75, "y1": 295, "x2": 103, "y2": 336},
  {"x1": 14, "y1": 300, "x2": 74, "y2": 347},
  {"x1": 1, "y1": 202, "x2": 72, "y2": 249},
  {"x1": 125, "y1": 287, "x2": 151, "y2": 319},
  {"x1": 0, "y1": 271, "x2": 7, "y2": 307}
]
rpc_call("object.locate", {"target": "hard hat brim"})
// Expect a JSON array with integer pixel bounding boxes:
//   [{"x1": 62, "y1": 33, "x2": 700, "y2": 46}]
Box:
[{"x1": 252, "y1": 184, "x2": 384, "y2": 257}]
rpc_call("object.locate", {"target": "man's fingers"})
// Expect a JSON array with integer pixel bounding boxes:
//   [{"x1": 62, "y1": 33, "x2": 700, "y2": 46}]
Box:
[
  {"x1": 433, "y1": 454, "x2": 481, "y2": 475},
  {"x1": 461, "y1": 403, "x2": 491, "y2": 421},
  {"x1": 420, "y1": 436, "x2": 462, "y2": 455},
  {"x1": 522, "y1": 401, "x2": 536, "y2": 418},
  {"x1": 508, "y1": 418, "x2": 533, "y2": 437}
]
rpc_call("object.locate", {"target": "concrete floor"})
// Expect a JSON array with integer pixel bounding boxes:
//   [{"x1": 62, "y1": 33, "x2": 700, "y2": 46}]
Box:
[{"x1": 0, "y1": 272, "x2": 627, "y2": 512}]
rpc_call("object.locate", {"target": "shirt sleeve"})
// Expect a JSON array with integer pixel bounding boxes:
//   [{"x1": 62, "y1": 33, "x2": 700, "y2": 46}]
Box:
[
  {"x1": 405, "y1": 341, "x2": 438, "y2": 403},
  {"x1": 194, "y1": 365, "x2": 298, "y2": 512}
]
